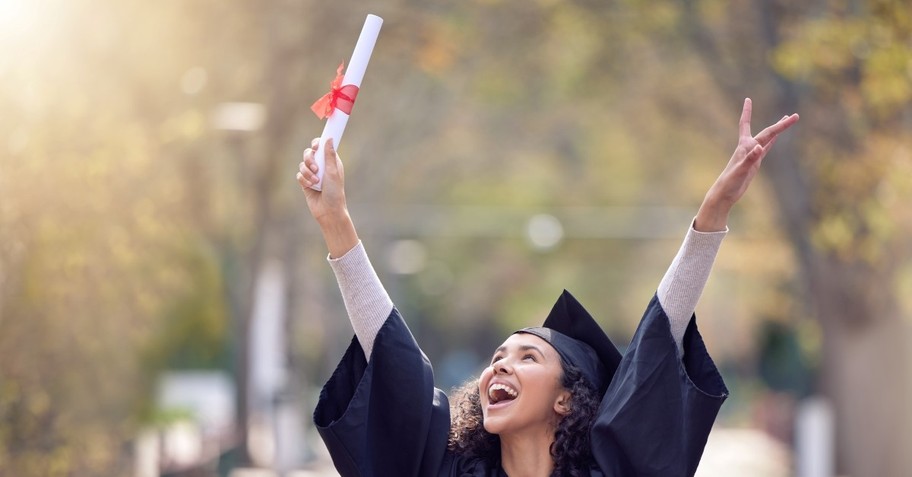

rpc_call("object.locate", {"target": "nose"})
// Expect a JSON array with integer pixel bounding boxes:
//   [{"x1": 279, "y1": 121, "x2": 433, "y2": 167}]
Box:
[{"x1": 494, "y1": 359, "x2": 512, "y2": 375}]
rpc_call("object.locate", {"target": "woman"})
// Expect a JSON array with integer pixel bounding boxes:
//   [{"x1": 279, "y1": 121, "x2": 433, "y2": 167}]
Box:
[{"x1": 297, "y1": 98, "x2": 798, "y2": 476}]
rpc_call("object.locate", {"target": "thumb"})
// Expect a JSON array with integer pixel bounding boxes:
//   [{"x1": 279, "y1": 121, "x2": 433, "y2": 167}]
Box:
[{"x1": 323, "y1": 138, "x2": 339, "y2": 176}]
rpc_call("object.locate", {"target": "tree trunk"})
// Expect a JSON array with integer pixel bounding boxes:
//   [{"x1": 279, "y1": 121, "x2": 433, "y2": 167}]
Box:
[{"x1": 810, "y1": 258, "x2": 912, "y2": 476}]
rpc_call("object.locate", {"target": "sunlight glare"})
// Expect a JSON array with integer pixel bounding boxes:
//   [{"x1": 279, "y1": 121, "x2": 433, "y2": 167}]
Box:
[{"x1": 0, "y1": 0, "x2": 39, "y2": 37}]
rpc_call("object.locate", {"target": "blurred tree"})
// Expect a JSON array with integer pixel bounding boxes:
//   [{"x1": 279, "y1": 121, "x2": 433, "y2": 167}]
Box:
[
  {"x1": 3, "y1": 0, "x2": 909, "y2": 475},
  {"x1": 0, "y1": 0, "x2": 275, "y2": 472},
  {"x1": 668, "y1": 0, "x2": 912, "y2": 474}
]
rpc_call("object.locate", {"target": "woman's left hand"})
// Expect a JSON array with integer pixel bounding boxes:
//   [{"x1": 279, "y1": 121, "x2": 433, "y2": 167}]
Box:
[{"x1": 695, "y1": 98, "x2": 799, "y2": 231}]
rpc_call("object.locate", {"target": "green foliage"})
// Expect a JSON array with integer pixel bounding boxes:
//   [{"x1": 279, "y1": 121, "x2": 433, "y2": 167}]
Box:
[
  {"x1": 774, "y1": 10, "x2": 912, "y2": 119},
  {"x1": 140, "y1": 242, "x2": 231, "y2": 373}
]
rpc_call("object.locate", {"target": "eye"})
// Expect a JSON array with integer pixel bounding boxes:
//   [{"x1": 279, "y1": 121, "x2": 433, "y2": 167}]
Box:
[
  {"x1": 522, "y1": 353, "x2": 537, "y2": 362},
  {"x1": 490, "y1": 355, "x2": 503, "y2": 365}
]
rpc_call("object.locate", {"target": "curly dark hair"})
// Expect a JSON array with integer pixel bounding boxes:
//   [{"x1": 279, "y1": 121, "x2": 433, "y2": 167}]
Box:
[{"x1": 447, "y1": 363, "x2": 600, "y2": 476}]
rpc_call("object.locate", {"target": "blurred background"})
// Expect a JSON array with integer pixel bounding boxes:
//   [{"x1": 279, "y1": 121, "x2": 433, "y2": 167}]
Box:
[{"x1": 1, "y1": 0, "x2": 911, "y2": 476}]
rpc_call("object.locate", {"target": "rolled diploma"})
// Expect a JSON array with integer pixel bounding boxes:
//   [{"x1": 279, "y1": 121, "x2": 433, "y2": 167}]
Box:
[{"x1": 312, "y1": 14, "x2": 383, "y2": 191}]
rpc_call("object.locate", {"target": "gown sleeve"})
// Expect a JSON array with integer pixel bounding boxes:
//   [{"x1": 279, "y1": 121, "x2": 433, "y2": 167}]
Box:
[
  {"x1": 590, "y1": 295, "x2": 728, "y2": 477},
  {"x1": 313, "y1": 307, "x2": 456, "y2": 477}
]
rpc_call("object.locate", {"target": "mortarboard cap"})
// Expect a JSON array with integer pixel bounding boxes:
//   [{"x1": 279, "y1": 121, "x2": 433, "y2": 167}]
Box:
[{"x1": 516, "y1": 290, "x2": 622, "y2": 395}]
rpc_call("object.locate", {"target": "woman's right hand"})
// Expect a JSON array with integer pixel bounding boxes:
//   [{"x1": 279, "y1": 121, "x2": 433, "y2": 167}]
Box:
[
  {"x1": 298, "y1": 137, "x2": 348, "y2": 225},
  {"x1": 297, "y1": 137, "x2": 359, "y2": 258}
]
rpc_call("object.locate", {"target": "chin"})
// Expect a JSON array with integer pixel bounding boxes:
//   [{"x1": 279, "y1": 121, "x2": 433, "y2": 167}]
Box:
[
  {"x1": 481, "y1": 409, "x2": 511, "y2": 435},
  {"x1": 482, "y1": 418, "x2": 504, "y2": 435}
]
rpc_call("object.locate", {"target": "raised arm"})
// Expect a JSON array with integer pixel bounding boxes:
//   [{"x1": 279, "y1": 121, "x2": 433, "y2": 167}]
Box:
[
  {"x1": 658, "y1": 98, "x2": 799, "y2": 354},
  {"x1": 298, "y1": 138, "x2": 393, "y2": 360}
]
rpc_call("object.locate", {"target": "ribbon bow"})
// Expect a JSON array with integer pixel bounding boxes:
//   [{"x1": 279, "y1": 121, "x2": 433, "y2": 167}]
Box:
[{"x1": 311, "y1": 62, "x2": 360, "y2": 120}]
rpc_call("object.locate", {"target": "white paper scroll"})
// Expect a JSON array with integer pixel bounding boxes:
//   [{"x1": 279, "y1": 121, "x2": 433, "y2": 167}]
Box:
[{"x1": 311, "y1": 14, "x2": 383, "y2": 191}]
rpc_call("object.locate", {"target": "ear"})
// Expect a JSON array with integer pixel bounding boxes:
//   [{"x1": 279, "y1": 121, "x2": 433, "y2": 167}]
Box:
[{"x1": 553, "y1": 390, "x2": 572, "y2": 416}]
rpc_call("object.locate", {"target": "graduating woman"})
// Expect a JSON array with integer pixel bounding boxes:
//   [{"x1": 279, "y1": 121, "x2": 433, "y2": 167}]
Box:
[{"x1": 296, "y1": 98, "x2": 798, "y2": 477}]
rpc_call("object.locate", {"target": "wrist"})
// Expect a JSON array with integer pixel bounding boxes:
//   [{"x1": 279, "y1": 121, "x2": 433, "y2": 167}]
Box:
[
  {"x1": 694, "y1": 195, "x2": 732, "y2": 232},
  {"x1": 318, "y1": 211, "x2": 360, "y2": 259},
  {"x1": 316, "y1": 208, "x2": 352, "y2": 229}
]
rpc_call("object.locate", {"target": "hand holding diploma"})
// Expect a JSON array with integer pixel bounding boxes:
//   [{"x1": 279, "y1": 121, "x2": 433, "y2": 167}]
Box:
[
  {"x1": 308, "y1": 14, "x2": 383, "y2": 191},
  {"x1": 298, "y1": 137, "x2": 359, "y2": 259}
]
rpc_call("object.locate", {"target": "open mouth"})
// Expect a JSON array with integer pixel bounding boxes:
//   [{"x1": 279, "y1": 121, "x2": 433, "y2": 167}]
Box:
[{"x1": 488, "y1": 383, "x2": 518, "y2": 405}]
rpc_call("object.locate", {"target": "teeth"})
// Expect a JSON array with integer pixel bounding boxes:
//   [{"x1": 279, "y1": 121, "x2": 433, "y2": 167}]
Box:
[{"x1": 488, "y1": 383, "x2": 518, "y2": 402}]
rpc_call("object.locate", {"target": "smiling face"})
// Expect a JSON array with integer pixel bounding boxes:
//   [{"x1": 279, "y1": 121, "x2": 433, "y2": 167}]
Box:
[{"x1": 478, "y1": 333, "x2": 571, "y2": 436}]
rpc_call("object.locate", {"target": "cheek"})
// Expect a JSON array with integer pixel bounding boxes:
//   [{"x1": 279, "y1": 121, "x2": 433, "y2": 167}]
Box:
[
  {"x1": 525, "y1": 369, "x2": 564, "y2": 404},
  {"x1": 479, "y1": 367, "x2": 494, "y2": 385},
  {"x1": 478, "y1": 368, "x2": 494, "y2": 399}
]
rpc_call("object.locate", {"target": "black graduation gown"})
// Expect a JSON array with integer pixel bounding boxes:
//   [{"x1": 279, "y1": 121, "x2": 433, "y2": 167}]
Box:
[{"x1": 313, "y1": 294, "x2": 728, "y2": 476}]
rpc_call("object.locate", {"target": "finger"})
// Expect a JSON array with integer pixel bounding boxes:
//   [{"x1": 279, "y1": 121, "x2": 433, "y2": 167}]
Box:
[
  {"x1": 297, "y1": 169, "x2": 318, "y2": 188},
  {"x1": 296, "y1": 171, "x2": 309, "y2": 189},
  {"x1": 739, "y1": 98, "x2": 752, "y2": 138},
  {"x1": 746, "y1": 144, "x2": 764, "y2": 164},
  {"x1": 323, "y1": 138, "x2": 339, "y2": 176},
  {"x1": 302, "y1": 149, "x2": 319, "y2": 174},
  {"x1": 754, "y1": 116, "x2": 793, "y2": 146},
  {"x1": 299, "y1": 160, "x2": 318, "y2": 176},
  {"x1": 754, "y1": 113, "x2": 799, "y2": 146},
  {"x1": 311, "y1": 137, "x2": 320, "y2": 150},
  {"x1": 767, "y1": 134, "x2": 779, "y2": 150},
  {"x1": 760, "y1": 134, "x2": 779, "y2": 158},
  {"x1": 302, "y1": 148, "x2": 315, "y2": 169}
]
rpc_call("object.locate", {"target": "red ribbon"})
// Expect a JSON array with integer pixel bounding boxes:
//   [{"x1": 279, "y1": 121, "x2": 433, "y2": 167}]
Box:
[{"x1": 311, "y1": 62, "x2": 360, "y2": 119}]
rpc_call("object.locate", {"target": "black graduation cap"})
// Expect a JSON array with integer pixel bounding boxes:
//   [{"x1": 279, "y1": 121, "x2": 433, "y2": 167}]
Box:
[{"x1": 516, "y1": 290, "x2": 622, "y2": 395}]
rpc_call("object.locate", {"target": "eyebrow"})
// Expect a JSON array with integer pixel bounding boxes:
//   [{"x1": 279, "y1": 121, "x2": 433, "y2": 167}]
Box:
[{"x1": 493, "y1": 344, "x2": 545, "y2": 356}]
